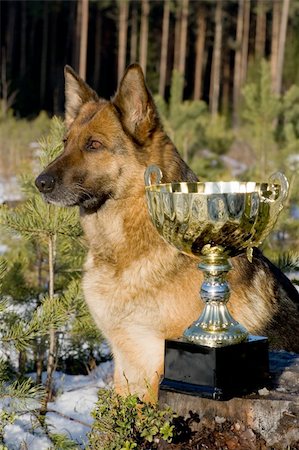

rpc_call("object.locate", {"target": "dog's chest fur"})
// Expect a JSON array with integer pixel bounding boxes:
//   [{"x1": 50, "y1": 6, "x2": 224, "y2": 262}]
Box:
[{"x1": 80, "y1": 196, "x2": 201, "y2": 340}]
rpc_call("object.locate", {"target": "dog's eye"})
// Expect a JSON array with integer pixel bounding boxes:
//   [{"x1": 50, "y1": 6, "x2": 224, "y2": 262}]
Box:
[{"x1": 86, "y1": 140, "x2": 102, "y2": 151}]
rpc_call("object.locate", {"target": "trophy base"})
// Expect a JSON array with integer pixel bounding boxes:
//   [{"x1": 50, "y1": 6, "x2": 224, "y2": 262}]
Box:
[{"x1": 159, "y1": 335, "x2": 269, "y2": 401}]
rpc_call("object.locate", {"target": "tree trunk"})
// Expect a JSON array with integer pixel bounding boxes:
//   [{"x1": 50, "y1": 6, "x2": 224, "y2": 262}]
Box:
[
  {"x1": 6, "y1": 1, "x2": 16, "y2": 68},
  {"x1": 74, "y1": 0, "x2": 82, "y2": 71},
  {"x1": 40, "y1": 1, "x2": 49, "y2": 107},
  {"x1": 178, "y1": 0, "x2": 189, "y2": 79},
  {"x1": 233, "y1": 0, "x2": 244, "y2": 128},
  {"x1": 275, "y1": 0, "x2": 290, "y2": 95},
  {"x1": 35, "y1": 339, "x2": 44, "y2": 386},
  {"x1": 174, "y1": 1, "x2": 182, "y2": 71},
  {"x1": 222, "y1": 51, "x2": 230, "y2": 116},
  {"x1": 93, "y1": 8, "x2": 102, "y2": 89},
  {"x1": 18, "y1": 351, "x2": 26, "y2": 376},
  {"x1": 241, "y1": 0, "x2": 250, "y2": 85},
  {"x1": 159, "y1": 0, "x2": 170, "y2": 97},
  {"x1": 139, "y1": 0, "x2": 149, "y2": 76},
  {"x1": 271, "y1": 1, "x2": 281, "y2": 92},
  {"x1": 210, "y1": 0, "x2": 222, "y2": 117},
  {"x1": 79, "y1": 0, "x2": 89, "y2": 80},
  {"x1": 66, "y1": 1, "x2": 76, "y2": 65},
  {"x1": 20, "y1": 0, "x2": 27, "y2": 78},
  {"x1": 1, "y1": 48, "x2": 7, "y2": 117},
  {"x1": 255, "y1": 0, "x2": 266, "y2": 59},
  {"x1": 130, "y1": 1, "x2": 138, "y2": 63},
  {"x1": 193, "y1": 5, "x2": 206, "y2": 101},
  {"x1": 118, "y1": 0, "x2": 129, "y2": 84},
  {"x1": 40, "y1": 233, "x2": 57, "y2": 419},
  {"x1": 50, "y1": 9, "x2": 58, "y2": 113}
]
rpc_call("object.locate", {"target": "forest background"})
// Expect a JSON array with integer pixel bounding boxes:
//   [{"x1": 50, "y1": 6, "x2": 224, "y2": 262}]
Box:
[{"x1": 0, "y1": 0, "x2": 299, "y2": 448}]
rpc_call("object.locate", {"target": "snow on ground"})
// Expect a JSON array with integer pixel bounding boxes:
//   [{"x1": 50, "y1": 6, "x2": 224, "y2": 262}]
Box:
[
  {"x1": 3, "y1": 361, "x2": 114, "y2": 449},
  {"x1": 0, "y1": 176, "x2": 22, "y2": 205}
]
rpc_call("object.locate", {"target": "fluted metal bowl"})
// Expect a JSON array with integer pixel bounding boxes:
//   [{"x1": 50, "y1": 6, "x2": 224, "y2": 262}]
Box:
[{"x1": 145, "y1": 166, "x2": 288, "y2": 259}]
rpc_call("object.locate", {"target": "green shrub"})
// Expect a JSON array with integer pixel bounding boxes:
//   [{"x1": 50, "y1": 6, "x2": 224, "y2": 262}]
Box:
[{"x1": 87, "y1": 389, "x2": 176, "y2": 450}]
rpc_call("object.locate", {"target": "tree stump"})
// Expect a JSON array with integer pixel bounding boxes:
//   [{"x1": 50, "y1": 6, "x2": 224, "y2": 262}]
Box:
[{"x1": 159, "y1": 351, "x2": 299, "y2": 448}]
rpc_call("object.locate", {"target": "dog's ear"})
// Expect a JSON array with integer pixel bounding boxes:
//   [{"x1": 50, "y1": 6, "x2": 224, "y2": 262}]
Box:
[
  {"x1": 113, "y1": 64, "x2": 159, "y2": 143},
  {"x1": 64, "y1": 65, "x2": 99, "y2": 128}
]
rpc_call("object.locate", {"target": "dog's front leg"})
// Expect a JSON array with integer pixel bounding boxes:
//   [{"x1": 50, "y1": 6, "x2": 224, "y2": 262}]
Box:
[{"x1": 111, "y1": 333, "x2": 165, "y2": 402}]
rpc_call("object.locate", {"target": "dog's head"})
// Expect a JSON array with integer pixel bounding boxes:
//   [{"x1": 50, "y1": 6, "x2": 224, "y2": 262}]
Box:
[{"x1": 35, "y1": 64, "x2": 195, "y2": 213}]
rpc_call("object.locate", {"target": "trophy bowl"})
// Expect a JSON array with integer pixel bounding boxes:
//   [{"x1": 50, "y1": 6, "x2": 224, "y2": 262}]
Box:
[{"x1": 145, "y1": 165, "x2": 289, "y2": 348}]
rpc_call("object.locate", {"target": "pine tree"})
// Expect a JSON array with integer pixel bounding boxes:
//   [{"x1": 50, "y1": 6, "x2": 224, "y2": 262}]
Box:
[
  {"x1": 155, "y1": 70, "x2": 207, "y2": 165},
  {"x1": 0, "y1": 117, "x2": 102, "y2": 439},
  {"x1": 241, "y1": 60, "x2": 281, "y2": 179},
  {"x1": 155, "y1": 70, "x2": 232, "y2": 179},
  {"x1": 0, "y1": 259, "x2": 44, "y2": 447},
  {"x1": 241, "y1": 60, "x2": 299, "y2": 260}
]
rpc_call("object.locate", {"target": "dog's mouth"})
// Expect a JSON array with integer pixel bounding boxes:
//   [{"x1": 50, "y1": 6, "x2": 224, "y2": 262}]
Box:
[
  {"x1": 35, "y1": 173, "x2": 114, "y2": 212},
  {"x1": 77, "y1": 190, "x2": 113, "y2": 212},
  {"x1": 42, "y1": 188, "x2": 112, "y2": 212}
]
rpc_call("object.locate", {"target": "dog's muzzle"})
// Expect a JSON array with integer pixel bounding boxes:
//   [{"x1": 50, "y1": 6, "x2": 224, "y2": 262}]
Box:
[{"x1": 35, "y1": 173, "x2": 55, "y2": 193}]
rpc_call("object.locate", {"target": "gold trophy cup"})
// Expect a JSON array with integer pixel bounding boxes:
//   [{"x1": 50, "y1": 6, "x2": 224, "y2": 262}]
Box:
[{"x1": 144, "y1": 165, "x2": 289, "y2": 399}]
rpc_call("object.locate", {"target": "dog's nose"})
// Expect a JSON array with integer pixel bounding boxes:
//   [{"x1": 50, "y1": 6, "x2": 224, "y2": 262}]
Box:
[{"x1": 35, "y1": 173, "x2": 55, "y2": 193}]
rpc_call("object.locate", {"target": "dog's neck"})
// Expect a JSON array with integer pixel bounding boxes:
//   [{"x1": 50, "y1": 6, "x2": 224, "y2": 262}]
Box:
[{"x1": 80, "y1": 192, "x2": 171, "y2": 265}]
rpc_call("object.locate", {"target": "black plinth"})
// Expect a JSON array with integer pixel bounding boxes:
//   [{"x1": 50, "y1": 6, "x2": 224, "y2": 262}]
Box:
[{"x1": 159, "y1": 336, "x2": 269, "y2": 400}]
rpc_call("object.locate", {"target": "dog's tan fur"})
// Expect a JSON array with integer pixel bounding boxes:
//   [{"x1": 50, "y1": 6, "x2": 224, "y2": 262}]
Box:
[{"x1": 36, "y1": 64, "x2": 299, "y2": 400}]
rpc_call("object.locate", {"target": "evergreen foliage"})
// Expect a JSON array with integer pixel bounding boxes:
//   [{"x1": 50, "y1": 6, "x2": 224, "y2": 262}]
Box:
[
  {"x1": 88, "y1": 389, "x2": 176, "y2": 450},
  {"x1": 155, "y1": 70, "x2": 232, "y2": 180},
  {"x1": 239, "y1": 60, "x2": 299, "y2": 263},
  {"x1": 241, "y1": 60, "x2": 281, "y2": 179},
  {"x1": 0, "y1": 259, "x2": 45, "y2": 448},
  {"x1": 46, "y1": 433, "x2": 81, "y2": 449},
  {"x1": 0, "y1": 117, "x2": 102, "y2": 446},
  {"x1": 155, "y1": 71, "x2": 207, "y2": 165}
]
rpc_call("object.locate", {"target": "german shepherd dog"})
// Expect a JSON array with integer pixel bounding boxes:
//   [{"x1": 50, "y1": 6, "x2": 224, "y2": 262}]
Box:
[{"x1": 35, "y1": 64, "x2": 299, "y2": 400}]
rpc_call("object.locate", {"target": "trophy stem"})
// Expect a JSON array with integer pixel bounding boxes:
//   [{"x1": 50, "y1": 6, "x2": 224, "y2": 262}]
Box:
[{"x1": 183, "y1": 256, "x2": 249, "y2": 347}]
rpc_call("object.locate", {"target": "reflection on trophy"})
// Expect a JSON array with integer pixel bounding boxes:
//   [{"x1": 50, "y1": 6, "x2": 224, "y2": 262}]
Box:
[{"x1": 145, "y1": 165, "x2": 289, "y2": 399}]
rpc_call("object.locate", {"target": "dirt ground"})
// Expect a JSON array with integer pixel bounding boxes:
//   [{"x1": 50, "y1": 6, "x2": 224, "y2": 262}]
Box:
[{"x1": 158, "y1": 415, "x2": 299, "y2": 449}]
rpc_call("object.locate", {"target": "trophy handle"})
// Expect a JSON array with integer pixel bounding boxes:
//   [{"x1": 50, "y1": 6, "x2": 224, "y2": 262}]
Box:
[
  {"x1": 144, "y1": 165, "x2": 163, "y2": 187},
  {"x1": 268, "y1": 172, "x2": 289, "y2": 207}
]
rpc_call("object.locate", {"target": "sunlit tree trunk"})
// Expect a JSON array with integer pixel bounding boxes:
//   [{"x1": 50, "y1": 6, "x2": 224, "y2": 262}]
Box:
[
  {"x1": 93, "y1": 8, "x2": 102, "y2": 89},
  {"x1": 139, "y1": 0, "x2": 149, "y2": 76},
  {"x1": 36, "y1": 245, "x2": 45, "y2": 386},
  {"x1": 210, "y1": 0, "x2": 222, "y2": 117},
  {"x1": 194, "y1": 5, "x2": 206, "y2": 100},
  {"x1": 74, "y1": 0, "x2": 82, "y2": 71},
  {"x1": 241, "y1": 0, "x2": 250, "y2": 85},
  {"x1": 255, "y1": 0, "x2": 266, "y2": 59},
  {"x1": 79, "y1": 0, "x2": 89, "y2": 80},
  {"x1": 40, "y1": 232, "x2": 57, "y2": 420},
  {"x1": 178, "y1": 0, "x2": 189, "y2": 78},
  {"x1": 118, "y1": 0, "x2": 129, "y2": 83},
  {"x1": 174, "y1": 1, "x2": 182, "y2": 71},
  {"x1": 233, "y1": 0, "x2": 244, "y2": 127},
  {"x1": 1, "y1": 48, "x2": 17, "y2": 117},
  {"x1": 222, "y1": 51, "x2": 230, "y2": 115},
  {"x1": 275, "y1": 0, "x2": 290, "y2": 95},
  {"x1": 159, "y1": 0, "x2": 170, "y2": 97},
  {"x1": 130, "y1": 1, "x2": 138, "y2": 63},
  {"x1": 271, "y1": 0, "x2": 281, "y2": 92}
]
